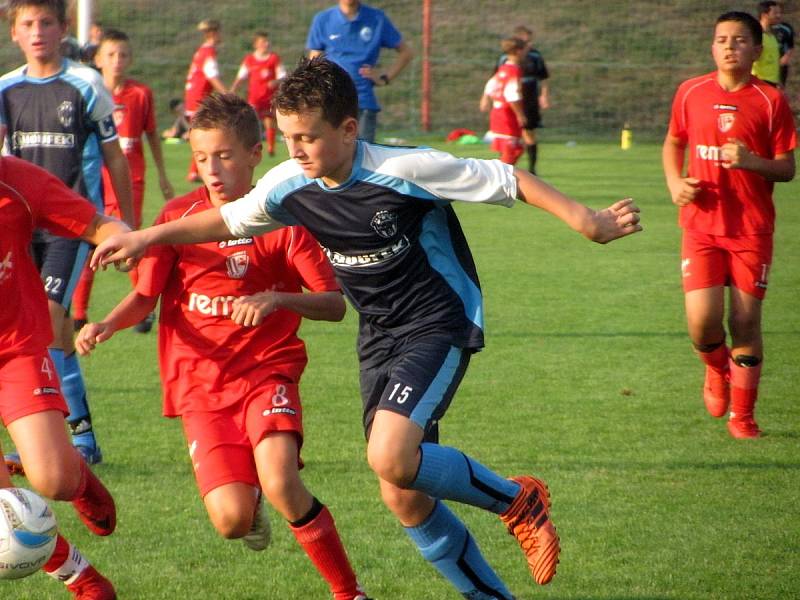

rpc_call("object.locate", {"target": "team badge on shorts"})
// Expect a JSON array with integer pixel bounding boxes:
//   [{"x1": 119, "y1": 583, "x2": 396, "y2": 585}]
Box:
[
  {"x1": 370, "y1": 210, "x2": 398, "y2": 238},
  {"x1": 717, "y1": 113, "x2": 735, "y2": 133},
  {"x1": 225, "y1": 251, "x2": 250, "y2": 279}
]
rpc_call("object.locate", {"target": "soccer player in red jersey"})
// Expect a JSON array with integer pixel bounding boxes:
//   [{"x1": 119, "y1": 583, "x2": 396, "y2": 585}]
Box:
[
  {"x1": 183, "y1": 18, "x2": 227, "y2": 183},
  {"x1": 76, "y1": 93, "x2": 371, "y2": 600},
  {"x1": 0, "y1": 155, "x2": 130, "y2": 599},
  {"x1": 231, "y1": 31, "x2": 286, "y2": 157},
  {"x1": 480, "y1": 38, "x2": 527, "y2": 165},
  {"x1": 71, "y1": 28, "x2": 175, "y2": 331},
  {"x1": 663, "y1": 11, "x2": 796, "y2": 439}
]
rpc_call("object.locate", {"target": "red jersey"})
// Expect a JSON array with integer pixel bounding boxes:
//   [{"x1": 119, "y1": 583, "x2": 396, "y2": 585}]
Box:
[
  {"x1": 668, "y1": 72, "x2": 796, "y2": 236},
  {"x1": 184, "y1": 44, "x2": 219, "y2": 114},
  {"x1": 0, "y1": 156, "x2": 96, "y2": 358},
  {"x1": 107, "y1": 79, "x2": 156, "y2": 184},
  {"x1": 485, "y1": 63, "x2": 523, "y2": 138},
  {"x1": 135, "y1": 187, "x2": 340, "y2": 417},
  {"x1": 236, "y1": 52, "x2": 285, "y2": 109}
]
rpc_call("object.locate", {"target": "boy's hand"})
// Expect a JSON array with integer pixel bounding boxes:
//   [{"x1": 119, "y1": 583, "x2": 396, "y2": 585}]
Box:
[
  {"x1": 75, "y1": 322, "x2": 115, "y2": 356},
  {"x1": 668, "y1": 177, "x2": 701, "y2": 207},
  {"x1": 91, "y1": 232, "x2": 146, "y2": 271},
  {"x1": 231, "y1": 291, "x2": 278, "y2": 327},
  {"x1": 590, "y1": 198, "x2": 642, "y2": 243},
  {"x1": 721, "y1": 138, "x2": 753, "y2": 170}
]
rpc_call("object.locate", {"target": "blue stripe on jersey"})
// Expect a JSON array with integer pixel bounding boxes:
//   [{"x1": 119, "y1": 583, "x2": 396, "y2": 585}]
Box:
[
  {"x1": 266, "y1": 173, "x2": 313, "y2": 224},
  {"x1": 60, "y1": 66, "x2": 98, "y2": 114},
  {"x1": 419, "y1": 208, "x2": 483, "y2": 331},
  {"x1": 82, "y1": 136, "x2": 104, "y2": 208},
  {"x1": 357, "y1": 167, "x2": 449, "y2": 207},
  {"x1": 409, "y1": 345, "x2": 463, "y2": 430}
]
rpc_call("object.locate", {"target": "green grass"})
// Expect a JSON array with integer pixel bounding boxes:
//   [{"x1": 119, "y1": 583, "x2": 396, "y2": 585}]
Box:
[{"x1": 2, "y1": 139, "x2": 799, "y2": 599}]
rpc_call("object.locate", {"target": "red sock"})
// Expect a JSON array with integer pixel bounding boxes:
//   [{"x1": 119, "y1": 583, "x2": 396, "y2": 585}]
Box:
[
  {"x1": 729, "y1": 359, "x2": 762, "y2": 420},
  {"x1": 43, "y1": 533, "x2": 70, "y2": 572},
  {"x1": 70, "y1": 459, "x2": 116, "y2": 536},
  {"x1": 698, "y1": 343, "x2": 729, "y2": 373},
  {"x1": 44, "y1": 534, "x2": 90, "y2": 585},
  {"x1": 267, "y1": 127, "x2": 276, "y2": 154},
  {"x1": 291, "y1": 505, "x2": 359, "y2": 600},
  {"x1": 71, "y1": 261, "x2": 95, "y2": 321}
]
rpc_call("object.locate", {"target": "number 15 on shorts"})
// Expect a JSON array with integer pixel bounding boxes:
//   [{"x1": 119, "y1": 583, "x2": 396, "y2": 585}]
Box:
[{"x1": 388, "y1": 382, "x2": 414, "y2": 405}]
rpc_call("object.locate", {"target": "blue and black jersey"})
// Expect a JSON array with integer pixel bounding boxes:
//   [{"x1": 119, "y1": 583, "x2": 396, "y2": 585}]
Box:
[{"x1": 222, "y1": 142, "x2": 518, "y2": 362}]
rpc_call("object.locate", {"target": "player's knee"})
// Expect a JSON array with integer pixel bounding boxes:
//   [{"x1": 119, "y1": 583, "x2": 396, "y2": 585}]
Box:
[
  {"x1": 207, "y1": 505, "x2": 252, "y2": 539},
  {"x1": 28, "y1": 466, "x2": 80, "y2": 501},
  {"x1": 367, "y1": 440, "x2": 417, "y2": 487}
]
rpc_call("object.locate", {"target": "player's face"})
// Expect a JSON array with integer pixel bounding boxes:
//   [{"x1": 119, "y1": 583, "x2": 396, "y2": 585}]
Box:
[
  {"x1": 96, "y1": 41, "x2": 132, "y2": 79},
  {"x1": 190, "y1": 127, "x2": 262, "y2": 205},
  {"x1": 254, "y1": 36, "x2": 270, "y2": 53},
  {"x1": 277, "y1": 108, "x2": 358, "y2": 187},
  {"x1": 767, "y1": 6, "x2": 782, "y2": 26},
  {"x1": 11, "y1": 6, "x2": 67, "y2": 65},
  {"x1": 712, "y1": 21, "x2": 762, "y2": 75}
]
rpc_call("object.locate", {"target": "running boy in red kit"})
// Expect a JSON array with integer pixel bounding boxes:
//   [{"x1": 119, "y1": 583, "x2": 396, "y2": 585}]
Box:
[
  {"x1": 231, "y1": 31, "x2": 286, "y2": 157},
  {"x1": 71, "y1": 28, "x2": 174, "y2": 332},
  {"x1": 662, "y1": 11, "x2": 796, "y2": 438},
  {"x1": 0, "y1": 155, "x2": 130, "y2": 599},
  {"x1": 76, "y1": 93, "x2": 371, "y2": 600}
]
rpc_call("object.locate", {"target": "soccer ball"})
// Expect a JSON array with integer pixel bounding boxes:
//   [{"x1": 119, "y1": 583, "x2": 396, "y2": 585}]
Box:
[{"x1": 0, "y1": 488, "x2": 58, "y2": 579}]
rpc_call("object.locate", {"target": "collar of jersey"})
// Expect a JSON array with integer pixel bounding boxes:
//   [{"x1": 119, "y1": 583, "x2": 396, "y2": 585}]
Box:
[
  {"x1": 22, "y1": 58, "x2": 67, "y2": 82},
  {"x1": 313, "y1": 140, "x2": 365, "y2": 192}
]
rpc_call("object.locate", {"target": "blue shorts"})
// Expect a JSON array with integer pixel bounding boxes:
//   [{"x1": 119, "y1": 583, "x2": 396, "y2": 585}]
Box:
[
  {"x1": 359, "y1": 336, "x2": 471, "y2": 442},
  {"x1": 31, "y1": 231, "x2": 90, "y2": 309}
]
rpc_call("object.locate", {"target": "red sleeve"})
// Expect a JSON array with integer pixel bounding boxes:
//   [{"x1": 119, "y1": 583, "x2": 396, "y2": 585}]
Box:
[
  {"x1": 668, "y1": 85, "x2": 687, "y2": 142},
  {"x1": 135, "y1": 207, "x2": 179, "y2": 298},
  {"x1": 8, "y1": 158, "x2": 97, "y2": 237},
  {"x1": 285, "y1": 226, "x2": 340, "y2": 292},
  {"x1": 143, "y1": 85, "x2": 156, "y2": 133},
  {"x1": 771, "y1": 93, "x2": 797, "y2": 155}
]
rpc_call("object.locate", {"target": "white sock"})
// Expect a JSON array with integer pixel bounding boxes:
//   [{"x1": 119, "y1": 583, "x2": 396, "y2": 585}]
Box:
[{"x1": 46, "y1": 543, "x2": 89, "y2": 585}]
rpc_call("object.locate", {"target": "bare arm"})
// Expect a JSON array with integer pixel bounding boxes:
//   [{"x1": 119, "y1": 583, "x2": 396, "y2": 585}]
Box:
[
  {"x1": 144, "y1": 130, "x2": 174, "y2": 200},
  {"x1": 82, "y1": 213, "x2": 132, "y2": 246},
  {"x1": 359, "y1": 41, "x2": 414, "y2": 85},
  {"x1": 208, "y1": 76, "x2": 227, "y2": 94},
  {"x1": 90, "y1": 207, "x2": 234, "y2": 270},
  {"x1": 231, "y1": 290, "x2": 346, "y2": 327},
  {"x1": 101, "y1": 140, "x2": 134, "y2": 226},
  {"x1": 662, "y1": 133, "x2": 701, "y2": 207},
  {"x1": 539, "y1": 81, "x2": 551, "y2": 110},
  {"x1": 514, "y1": 168, "x2": 641, "y2": 243},
  {"x1": 75, "y1": 290, "x2": 159, "y2": 355},
  {"x1": 721, "y1": 139, "x2": 795, "y2": 182}
]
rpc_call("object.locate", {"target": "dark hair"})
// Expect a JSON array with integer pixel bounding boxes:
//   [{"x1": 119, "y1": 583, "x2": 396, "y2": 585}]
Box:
[
  {"x1": 253, "y1": 30, "x2": 269, "y2": 41},
  {"x1": 501, "y1": 37, "x2": 525, "y2": 54},
  {"x1": 758, "y1": 1, "x2": 778, "y2": 16},
  {"x1": 274, "y1": 56, "x2": 358, "y2": 127},
  {"x1": 190, "y1": 92, "x2": 261, "y2": 149},
  {"x1": 99, "y1": 28, "x2": 129, "y2": 45},
  {"x1": 169, "y1": 98, "x2": 183, "y2": 111},
  {"x1": 8, "y1": 0, "x2": 66, "y2": 24},
  {"x1": 716, "y1": 11, "x2": 763, "y2": 46}
]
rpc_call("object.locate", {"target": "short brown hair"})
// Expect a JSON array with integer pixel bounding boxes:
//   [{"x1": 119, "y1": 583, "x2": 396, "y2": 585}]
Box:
[
  {"x1": 8, "y1": 0, "x2": 66, "y2": 24},
  {"x1": 274, "y1": 57, "x2": 358, "y2": 127},
  {"x1": 197, "y1": 18, "x2": 220, "y2": 33},
  {"x1": 500, "y1": 37, "x2": 525, "y2": 54},
  {"x1": 190, "y1": 92, "x2": 261, "y2": 149}
]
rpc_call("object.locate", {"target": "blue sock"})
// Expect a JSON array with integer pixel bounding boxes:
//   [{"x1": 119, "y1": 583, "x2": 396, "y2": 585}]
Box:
[
  {"x1": 405, "y1": 501, "x2": 513, "y2": 600},
  {"x1": 59, "y1": 351, "x2": 96, "y2": 447},
  {"x1": 411, "y1": 443, "x2": 520, "y2": 514}
]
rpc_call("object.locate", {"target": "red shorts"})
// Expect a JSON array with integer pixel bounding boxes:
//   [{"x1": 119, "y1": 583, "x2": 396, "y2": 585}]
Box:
[
  {"x1": 180, "y1": 381, "x2": 304, "y2": 497},
  {"x1": 251, "y1": 98, "x2": 275, "y2": 120},
  {"x1": 0, "y1": 352, "x2": 68, "y2": 426},
  {"x1": 491, "y1": 136, "x2": 524, "y2": 165},
  {"x1": 681, "y1": 230, "x2": 773, "y2": 300}
]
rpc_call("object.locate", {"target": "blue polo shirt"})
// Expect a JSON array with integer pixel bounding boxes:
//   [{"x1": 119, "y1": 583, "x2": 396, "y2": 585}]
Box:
[{"x1": 306, "y1": 3, "x2": 402, "y2": 111}]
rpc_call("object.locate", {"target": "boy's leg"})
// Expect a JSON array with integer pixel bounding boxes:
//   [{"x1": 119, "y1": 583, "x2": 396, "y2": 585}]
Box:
[
  {"x1": 727, "y1": 286, "x2": 764, "y2": 438},
  {"x1": 264, "y1": 114, "x2": 276, "y2": 156},
  {"x1": 44, "y1": 533, "x2": 116, "y2": 600}
]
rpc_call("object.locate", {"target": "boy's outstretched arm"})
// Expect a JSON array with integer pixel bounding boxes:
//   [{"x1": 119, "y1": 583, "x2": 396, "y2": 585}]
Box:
[
  {"x1": 75, "y1": 290, "x2": 158, "y2": 355},
  {"x1": 513, "y1": 169, "x2": 641, "y2": 243}
]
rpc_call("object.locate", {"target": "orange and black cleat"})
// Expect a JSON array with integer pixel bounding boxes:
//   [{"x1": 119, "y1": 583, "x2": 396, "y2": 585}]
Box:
[{"x1": 500, "y1": 475, "x2": 560, "y2": 585}]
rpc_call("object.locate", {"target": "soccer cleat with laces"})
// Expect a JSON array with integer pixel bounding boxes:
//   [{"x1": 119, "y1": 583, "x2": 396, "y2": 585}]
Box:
[
  {"x1": 66, "y1": 566, "x2": 117, "y2": 600},
  {"x1": 703, "y1": 366, "x2": 730, "y2": 418},
  {"x1": 727, "y1": 415, "x2": 762, "y2": 439},
  {"x1": 242, "y1": 495, "x2": 271, "y2": 551},
  {"x1": 75, "y1": 443, "x2": 103, "y2": 466},
  {"x1": 500, "y1": 475, "x2": 560, "y2": 585}
]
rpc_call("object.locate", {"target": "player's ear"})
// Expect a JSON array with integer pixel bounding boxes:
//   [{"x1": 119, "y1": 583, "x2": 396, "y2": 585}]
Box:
[
  {"x1": 249, "y1": 142, "x2": 263, "y2": 167},
  {"x1": 341, "y1": 116, "x2": 359, "y2": 144}
]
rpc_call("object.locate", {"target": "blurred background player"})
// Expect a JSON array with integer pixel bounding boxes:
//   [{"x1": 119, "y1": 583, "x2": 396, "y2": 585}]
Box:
[
  {"x1": 753, "y1": 1, "x2": 782, "y2": 86},
  {"x1": 0, "y1": 0, "x2": 133, "y2": 465},
  {"x1": 0, "y1": 155, "x2": 128, "y2": 599},
  {"x1": 79, "y1": 20, "x2": 103, "y2": 68},
  {"x1": 503, "y1": 24, "x2": 550, "y2": 175},
  {"x1": 76, "y1": 93, "x2": 371, "y2": 600},
  {"x1": 662, "y1": 11, "x2": 796, "y2": 438},
  {"x1": 161, "y1": 98, "x2": 190, "y2": 141},
  {"x1": 183, "y1": 18, "x2": 226, "y2": 182},
  {"x1": 231, "y1": 31, "x2": 286, "y2": 157},
  {"x1": 71, "y1": 28, "x2": 175, "y2": 335},
  {"x1": 481, "y1": 37, "x2": 526, "y2": 166},
  {"x1": 306, "y1": 0, "x2": 413, "y2": 143},
  {"x1": 90, "y1": 57, "x2": 643, "y2": 600},
  {"x1": 771, "y1": 2, "x2": 795, "y2": 86}
]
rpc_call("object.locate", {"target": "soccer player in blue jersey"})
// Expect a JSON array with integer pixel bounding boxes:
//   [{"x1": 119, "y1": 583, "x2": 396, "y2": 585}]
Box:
[
  {"x1": 92, "y1": 57, "x2": 642, "y2": 599},
  {"x1": 0, "y1": 0, "x2": 133, "y2": 465}
]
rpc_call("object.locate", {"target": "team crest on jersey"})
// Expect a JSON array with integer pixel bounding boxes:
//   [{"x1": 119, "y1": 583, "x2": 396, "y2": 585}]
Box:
[
  {"x1": 717, "y1": 113, "x2": 735, "y2": 133},
  {"x1": 360, "y1": 26, "x2": 374, "y2": 42},
  {"x1": 370, "y1": 210, "x2": 398, "y2": 238},
  {"x1": 225, "y1": 251, "x2": 250, "y2": 279},
  {"x1": 57, "y1": 101, "x2": 75, "y2": 127},
  {"x1": 0, "y1": 251, "x2": 12, "y2": 284}
]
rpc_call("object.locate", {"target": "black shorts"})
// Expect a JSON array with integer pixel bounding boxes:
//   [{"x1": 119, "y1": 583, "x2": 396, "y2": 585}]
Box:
[
  {"x1": 359, "y1": 336, "x2": 471, "y2": 442},
  {"x1": 31, "y1": 231, "x2": 89, "y2": 309},
  {"x1": 522, "y1": 102, "x2": 542, "y2": 129}
]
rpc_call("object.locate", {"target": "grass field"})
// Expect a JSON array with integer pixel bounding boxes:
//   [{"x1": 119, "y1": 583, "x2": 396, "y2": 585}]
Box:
[{"x1": 2, "y1": 138, "x2": 799, "y2": 599}]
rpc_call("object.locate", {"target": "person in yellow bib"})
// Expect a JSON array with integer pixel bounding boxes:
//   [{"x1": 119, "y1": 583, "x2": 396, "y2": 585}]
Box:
[{"x1": 752, "y1": 1, "x2": 782, "y2": 85}]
